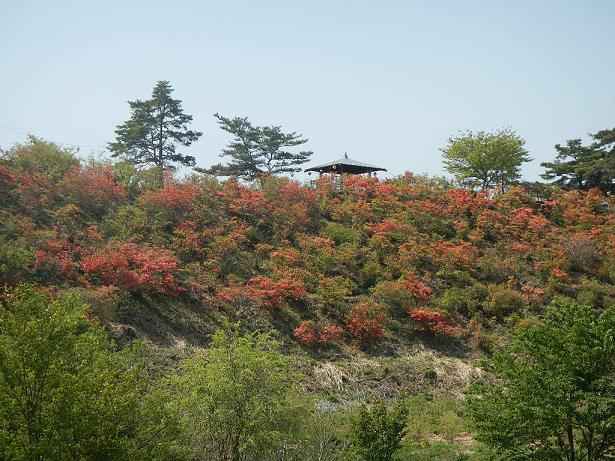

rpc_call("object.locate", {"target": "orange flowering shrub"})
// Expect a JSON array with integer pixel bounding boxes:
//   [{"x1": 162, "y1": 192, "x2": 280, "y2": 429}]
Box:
[
  {"x1": 368, "y1": 219, "x2": 404, "y2": 236},
  {"x1": 346, "y1": 302, "x2": 386, "y2": 342},
  {"x1": 319, "y1": 323, "x2": 344, "y2": 343},
  {"x1": 245, "y1": 275, "x2": 306, "y2": 308},
  {"x1": 431, "y1": 241, "x2": 476, "y2": 268},
  {"x1": 141, "y1": 181, "x2": 200, "y2": 212},
  {"x1": 80, "y1": 243, "x2": 182, "y2": 295},
  {"x1": 0, "y1": 165, "x2": 16, "y2": 195},
  {"x1": 293, "y1": 321, "x2": 344, "y2": 345},
  {"x1": 402, "y1": 273, "x2": 433, "y2": 302},
  {"x1": 220, "y1": 179, "x2": 270, "y2": 218},
  {"x1": 34, "y1": 239, "x2": 77, "y2": 278},
  {"x1": 61, "y1": 165, "x2": 126, "y2": 214},
  {"x1": 217, "y1": 274, "x2": 305, "y2": 309},
  {"x1": 408, "y1": 308, "x2": 461, "y2": 337}
]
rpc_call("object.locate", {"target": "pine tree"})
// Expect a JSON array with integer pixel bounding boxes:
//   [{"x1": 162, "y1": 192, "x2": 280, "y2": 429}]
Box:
[
  {"x1": 200, "y1": 113, "x2": 312, "y2": 181},
  {"x1": 541, "y1": 127, "x2": 615, "y2": 194},
  {"x1": 108, "y1": 81, "x2": 202, "y2": 175}
]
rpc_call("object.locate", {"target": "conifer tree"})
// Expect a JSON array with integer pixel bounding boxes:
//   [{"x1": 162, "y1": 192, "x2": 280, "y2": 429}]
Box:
[
  {"x1": 542, "y1": 127, "x2": 615, "y2": 194},
  {"x1": 109, "y1": 81, "x2": 202, "y2": 175},
  {"x1": 201, "y1": 113, "x2": 312, "y2": 181}
]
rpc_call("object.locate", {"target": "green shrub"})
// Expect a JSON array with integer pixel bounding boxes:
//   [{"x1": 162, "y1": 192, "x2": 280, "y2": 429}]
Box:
[
  {"x1": 0, "y1": 284, "x2": 155, "y2": 459},
  {"x1": 435, "y1": 268, "x2": 475, "y2": 288},
  {"x1": 0, "y1": 238, "x2": 33, "y2": 284},
  {"x1": 484, "y1": 286, "x2": 525, "y2": 319},
  {"x1": 372, "y1": 280, "x2": 415, "y2": 316},
  {"x1": 474, "y1": 253, "x2": 511, "y2": 283},
  {"x1": 323, "y1": 222, "x2": 360, "y2": 246},
  {"x1": 170, "y1": 327, "x2": 300, "y2": 461},
  {"x1": 440, "y1": 285, "x2": 488, "y2": 317},
  {"x1": 564, "y1": 238, "x2": 602, "y2": 274},
  {"x1": 350, "y1": 401, "x2": 407, "y2": 461},
  {"x1": 405, "y1": 395, "x2": 467, "y2": 444}
]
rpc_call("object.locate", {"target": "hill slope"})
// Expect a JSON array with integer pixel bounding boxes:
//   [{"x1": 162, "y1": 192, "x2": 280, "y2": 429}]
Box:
[{"x1": 2, "y1": 139, "x2": 615, "y2": 455}]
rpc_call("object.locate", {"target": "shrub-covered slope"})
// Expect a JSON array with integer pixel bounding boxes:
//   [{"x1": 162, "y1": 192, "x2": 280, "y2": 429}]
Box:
[{"x1": 2, "y1": 137, "x2": 615, "y2": 354}]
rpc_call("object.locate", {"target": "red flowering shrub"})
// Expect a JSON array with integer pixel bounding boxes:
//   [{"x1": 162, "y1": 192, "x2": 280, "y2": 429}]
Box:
[
  {"x1": 509, "y1": 207, "x2": 549, "y2": 236},
  {"x1": 368, "y1": 219, "x2": 403, "y2": 236},
  {"x1": 220, "y1": 179, "x2": 270, "y2": 218},
  {"x1": 551, "y1": 267, "x2": 568, "y2": 280},
  {"x1": 61, "y1": 165, "x2": 126, "y2": 214},
  {"x1": 34, "y1": 239, "x2": 77, "y2": 278},
  {"x1": 0, "y1": 165, "x2": 16, "y2": 195},
  {"x1": 521, "y1": 284, "x2": 546, "y2": 304},
  {"x1": 271, "y1": 248, "x2": 302, "y2": 266},
  {"x1": 217, "y1": 274, "x2": 305, "y2": 309},
  {"x1": 293, "y1": 321, "x2": 319, "y2": 345},
  {"x1": 510, "y1": 242, "x2": 532, "y2": 254},
  {"x1": 403, "y1": 273, "x2": 433, "y2": 302},
  {"x1": 245, "y1": 275, "x2": 305, "y2": 308},
  {"x1": 173, "y1": 220, "x2": 207, "y2": 260},
  {"x1": 80, "y1": 243, "x2": 182, "y2": 295},
  {"x1": 215, "y1": 284, "x2": 246, "y2": 304},
  {"x1": 319, "y1": 324, "x2": 344, "y2": 343},
  {"x1": 346, "y1": 302, "x2": 386, "y2": 342},
  {"x1": 140, "y1": 182, "x2": 200, "y2": 212},
  {"x1": 445, "y1": 189, "x2": 490, "y2": 215},
  {"x1": 408, "y1": 308, "x2": 461, "y2": 337},
  {"x1": 294, "y1": 321, "x2": 344, "y2": 346},
  {"x1": 431, "y1": 241, "x2": 476, "y2": 268}
]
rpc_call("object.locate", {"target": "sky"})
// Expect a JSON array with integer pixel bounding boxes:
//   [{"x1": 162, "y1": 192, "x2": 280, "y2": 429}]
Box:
[{"x1": 2, "y1": 1, "x2": 614, "y2": 181}]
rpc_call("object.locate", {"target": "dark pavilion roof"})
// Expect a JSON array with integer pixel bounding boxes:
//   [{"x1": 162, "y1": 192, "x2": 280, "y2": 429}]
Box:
[{"x1": 304, "y1": 153, "x2": 387, "y2": 174}]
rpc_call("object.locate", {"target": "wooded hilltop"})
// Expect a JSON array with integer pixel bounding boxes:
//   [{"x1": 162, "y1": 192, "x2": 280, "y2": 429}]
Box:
[{"x1": 1, "y1": 81, "x2": 615, "y2": 460}]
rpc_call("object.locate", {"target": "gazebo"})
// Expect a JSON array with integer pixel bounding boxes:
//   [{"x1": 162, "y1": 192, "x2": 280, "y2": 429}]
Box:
[
  {"x1": 304, "y1": 153, "x2": 387, "y2": 191},
  {"x1": 304, "y1": 153, "x2": 387, "y2": 176}
]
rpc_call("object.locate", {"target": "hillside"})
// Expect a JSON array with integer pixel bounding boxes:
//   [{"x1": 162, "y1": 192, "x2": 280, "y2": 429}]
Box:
[{"x1": 2, "y1": 137, "x2": 615, "y2": 459}]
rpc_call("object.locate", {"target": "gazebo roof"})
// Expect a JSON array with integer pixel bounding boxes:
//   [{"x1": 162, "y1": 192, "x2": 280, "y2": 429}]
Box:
[{"x1": 304, "y1": 154, "x2": 387, "y2": 174}]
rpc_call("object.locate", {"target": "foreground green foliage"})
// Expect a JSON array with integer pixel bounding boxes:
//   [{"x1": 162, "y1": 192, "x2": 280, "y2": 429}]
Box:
[
  {"x1": 171, "y1": 327, "x2": 299, "y2": 461},
  {"x1": 351, "y1": 401, "x2": 408, "y2": 461},
  {"x1": 0, "y1": 285, "x2": 147, "y2": 460},
  {"x1": 466, "y1": 299, "x2": 615, "y2": 460}
]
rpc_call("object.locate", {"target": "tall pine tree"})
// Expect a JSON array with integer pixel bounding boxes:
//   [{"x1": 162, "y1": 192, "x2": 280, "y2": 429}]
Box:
[
  {"x1": 200, "y1": 113, "x2": 312, "y2": 181},
  {"x1": 108, "y1": 81, "x2": 202, "y2": 176}
]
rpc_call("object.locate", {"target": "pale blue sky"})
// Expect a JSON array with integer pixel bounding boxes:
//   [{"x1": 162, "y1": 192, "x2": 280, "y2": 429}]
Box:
[{"x1": 2, "y1": 1, "x2": 613, "y2": 181}]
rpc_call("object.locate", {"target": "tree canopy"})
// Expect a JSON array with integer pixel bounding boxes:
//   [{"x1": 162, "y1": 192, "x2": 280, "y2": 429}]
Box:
[
  {"x1": 0, "y1": 285, "x2": 147, "y2": 460},
  {"x1": 170, "y1": 327, "x2": 298, "y2": 461},
  {"x1": 466, "y1": 299, "x2": 615, "y2": 460},
  {"x1": 351, "y1": 401, "x2": 408, "y2": 461},
  {"x1": 541, "y1": 127, "x2": 615, "y2": 194},
  {"x1": 441, "y1": 129, "x2": 530, "y2": 193},
  {"x1": 108, "y1": 81, "x2": 202, "y2": 174},
  {"x1": 200, "y1": 113, "x2": 312, "y2": 180}
]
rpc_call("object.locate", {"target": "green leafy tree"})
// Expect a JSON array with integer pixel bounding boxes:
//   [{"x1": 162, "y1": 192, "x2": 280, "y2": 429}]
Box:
[
  {"x1": 541, "y1": 127, "x2": 615, "y2": 194},
  {"x1": 441, "y1": 129, "x2": 530, "y2": 193},
  {"x1": 108, "y1": 81, "x2": 202, "y2": 177},
  {"x1": 466, "y1": 299, "x2": 615, "y2": 460},
  {"x1": 0, "y1": 285, "x2": 152, "y2": 460},
  {"x1": 171, "y1": 326, "x2": 299, "y2": 461},
  {"x1": 351, "y1": 401, "x2": 408, "y2": 461},
  {"x1": 1, "y1": 135, "x2": 79, "y2": 184},
  {"x1": 201, "y1": 113, "x2": 312, "y2": 180}
]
